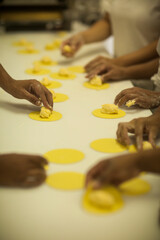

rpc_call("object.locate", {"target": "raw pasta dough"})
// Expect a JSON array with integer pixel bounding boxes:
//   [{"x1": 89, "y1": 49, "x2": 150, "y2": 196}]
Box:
[
  {"x1": 29, "y1": 111, "x2": 62, "y2": 122},
  {"x1": 46, "y1": 172, "x2": 85, "y2": 190},
  {"x1": 18, "y1": 46, "x2": 39, "y2": 54},
  {"x1": 34, "y1": 56, "x2": 58, "y2": 66},
  {"x1": 92, "y1": 108, "x2": 125, "y2": 119},
  {"x1": 53, "y1": 93, "x2": 69, "y2": 103},
  {"x1": 41, "y1": 78, "x2": 62, "y2": 89},
  {"x1": 50, "y1": 72, "x2": 76, "y2": 80},
  {"x1": 90, "y1": 138, "x2": 127, "y2": 153},
  {"x1": 83, "y1": 82, "x2": 109, "y2": 90},
  {"x1": 26, "y1": 66, "x2": 50, "y2": 75},
  {"x1": 44, "y1": 148, "x2": 84, "y2": 164},
  {"x1": 67, "y1": 66, "x2": 85, "y2": 73}
]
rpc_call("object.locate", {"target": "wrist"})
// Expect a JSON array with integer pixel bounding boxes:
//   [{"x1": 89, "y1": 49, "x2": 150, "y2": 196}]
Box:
[{"x1": 112, "y1": 56, "x2": 130, "y2": 67}]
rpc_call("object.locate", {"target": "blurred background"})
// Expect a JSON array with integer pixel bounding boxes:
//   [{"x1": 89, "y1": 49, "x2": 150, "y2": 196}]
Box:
[{"x1": 0, "y1": 0, "x2": 102, "y2": 32}]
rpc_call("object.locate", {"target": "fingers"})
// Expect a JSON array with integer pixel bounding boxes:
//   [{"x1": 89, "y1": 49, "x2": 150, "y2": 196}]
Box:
[
  {"x1": 23, "y1": 89, "x2": 41, "y2": 106},
  {"x1": 30, "y1": 155, "x2": 48, "y2": 167},
  {"x1": 148, "y1": 127, "x2": 158, "y2": 148},
  {"x1": 101, "y1": 71, "x2": 112, "y2": 83},
  {"x1": 117, "y1": 94, "x2": 137, "y2": 107},
  {"x1": 44, "y1": 87, "x2": 53, "y2": 109},
  {"x1": 116, "y1": 122, "x2": 131, "y2": 145},
  {"x1": 21, "y1": 169, "x2": 47, "y2": 188},
  {"x1": 114, "y1": 87, "x2": 138, "y2": 105},
  {"x1": 86, "y1": 64, "x2": 109, "y2": 80},
  {"x1": 134, "y1": 120, "x2": 144, "y2": 151},
  {"x1": 85, "y1": 56, "x2": 104, "y2": 72}
]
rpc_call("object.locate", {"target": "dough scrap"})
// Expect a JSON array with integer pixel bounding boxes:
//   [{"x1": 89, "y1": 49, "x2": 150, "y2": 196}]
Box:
[
  {"x1": 29, "y1": 111, "x2": 62, "y2": 122},
  {"x1": 126, "y1": 99, "x2": 136, "y2": 107},
  {"x1": 40, "y1": 78, "x2": 62, "y2": 89},
  {"x1": 90, "y1": 138, "x2": 127, "y2": 153},
  {"x1": 83, "y1": 186, "x2": 124, "y2": 214},
  {"x1": 63, "y1": 45, "x2": 72, "y2": 53},
  {"x1": 58, "y1": 68, "x2": 70, "y2": 77},
  {"x1": 119, "y1": 178, "x2": 151, "y2": 195},
  {"x1": 44, "y1": 148, "x2": 84, "y2": 164},
  {"x1": 67, "y1": 66, "x2": 85, "y2": 73},
  {"x1": 41, "y1": 77, "x2": 52, "y2": 87},
  {"x1": 83, "y1": 82, "x2": 109, "y2": 90},
  {"x1": 92, "y1": 108, "x2": 125, "y2": 119},
  {"x1": 129, "y1": 141, "x2": 153, "y2": 153},
  {"x1": 46, "y1": 172, "x2": 85, "y2": 190},
  {"x1": 50, "y1": 72, "x2": 76, "y2": 80},
  {"x1": 90, "y1": 76, "x2": 102, "y2": 86},
  {"x1": 101, "y1": 104, "x2": 119, "y2": 114},
  {"x1": 40, "y1": 107, "x2": 52, "y2": 118},
  {"x1": 89, "y1": 189, "x2": 115, "y2": 208}
]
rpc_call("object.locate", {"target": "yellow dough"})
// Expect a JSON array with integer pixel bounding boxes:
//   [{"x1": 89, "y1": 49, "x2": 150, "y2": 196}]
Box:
[
  {"x1": 40, "y1": 107, "x2": 52, "y2": 118},
  {"x1": 101, "y1": 104, "x2": 119, "y2": 114},
  {"x1": 45, "y1": 40, "x2": 61, "y2": 50},
  {"x1": 44, "y1": 148, "x2": 84, "y2": 164},
  {"x1": 49, "y1": 89, "x2": 56, "y2": 99},
  {"x1": 83, "y1": 82, "x2": 110, "y2": 90},
  {"x1": 129, "y1": 141, "x2": 153, "y2": 153},
  {"x1": 53, "y1": 39, "x2": 61, "y2": 48},
  {"x1": 119, "y1": 178, "x2": 151, "y2": 196},
  {"x1": 90, "y1": 138, "x2": 127, "y2": 153},
  {"x1": 34, "y1": 56, "x2": 58, "y2": 66},
  {"x1": 46, "y1": 172, "x2": 85, "y2": 190},
  {"x1": 44, "y1": 164, "x2": 49, "y2": 170},
  {"x1": 13, "y1": 39, "x2": 32, "y2": 46},
  {"x1": 92, "y1": 108, "x2": 126, "y2": 119},
  {"x1": 18, "y1": 46, "x2": 39, "y2": 54},
  {"x1": 90, "y1": 76, "x2": 102, "y2": 86},
  {"x1": 29, "y1": 111, "x2": 62, "y2": 122},
  {"x1": 82, "y1": 186, "x2": 124, "y2": 214},
  {"x1": 40, "y1": 77, "x2": 62, "y2": 89},
  {"x1": 63, "y1": 45, "x2": 72, "y2": 53},
  {"x1": 57, "y1": 31, "x2": 68, "y2": 37},
  {"x1": 126, "y1": 99, "x2": 136, "y2": 107},
  {"x1": 53, "y1": 93, "x2": 69, "y2": 103},
  {"x1": 67, "y1": 66, "x2": 85, "y2": 73},
  {"x1": 50, "y1": 72, "x2": 76, "y2": 80},
  {"x1": 26, "y1": 67, "x2": 50, "y2": 75}
]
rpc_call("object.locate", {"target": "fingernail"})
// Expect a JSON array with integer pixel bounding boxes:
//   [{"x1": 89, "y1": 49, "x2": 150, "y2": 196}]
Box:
[{"x1": 36, "y1": 100, "x2": 41, "y2": 106}]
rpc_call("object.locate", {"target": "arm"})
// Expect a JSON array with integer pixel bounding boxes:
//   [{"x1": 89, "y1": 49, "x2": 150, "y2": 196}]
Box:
[
  {"x1": 0, "y1": 64, "x2": 53, "y2": 109},
  {"x1": 85, "y1": 149, "x2": 160, "y2": 189}
]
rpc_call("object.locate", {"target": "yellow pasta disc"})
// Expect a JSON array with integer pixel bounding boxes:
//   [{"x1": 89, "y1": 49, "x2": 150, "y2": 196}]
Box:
[
  {"x1": 82, "y1": 186, "x2": 124, "y2": 214},
  {"x1": 67, "y1": 66, "x2": 85, "y2": 73},
  {"x1": 44, "y1": 148, "x2": 84, "y2": 164},
  {"x1": 46, "y1": 172, "x2": 85, "y2": 190},
  {"x1": 119, "y1": 178, "x2": 151, "y2": 196},
  {"x1": 25, "y1": 68, "x2": 51, "y2": 75},
  {"x1": 50, "y1": 73, "x2": 76, "y2": 80},
  {"x1": 92, "y1": 108, "x2": 126, "y2": 119},
  {"x1": 90, "y1": 138, "x2": 127, "y2": 153},
  {"x1": 34, "y1": 60, "x2": 58, "y2": 66},
  {"x1": 29, "y1": 111, "x2": 62, "y2": 122},
  {"x1": 40, "y1": 80, "x2": 62, "y2": 89},
  {"x1": 54, "y1": 93, "x2": 69, "y2": 102},
  {"x1": 83, "y1": 82, "x2": 110, "y2": 90},
  {"x1": 18, "y1": 49, "x2": 39, "y2": 54}
]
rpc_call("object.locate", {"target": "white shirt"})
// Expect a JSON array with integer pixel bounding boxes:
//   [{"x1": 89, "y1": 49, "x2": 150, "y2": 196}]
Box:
[{"x1": 101, "y1": 0, "x2": 160, "y2": 57}]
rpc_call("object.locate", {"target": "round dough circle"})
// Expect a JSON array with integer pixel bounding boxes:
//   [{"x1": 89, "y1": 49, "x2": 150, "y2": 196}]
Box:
[
  {"x1": 119, "y1": 178, "x2": 151, "y2": 195},
  {"x1": 67, "y1": 66, "x2": 85, "y2": 73},
  {"x1": 44, "y1": 148, "x2": 84, "y2": 164},
  {"x1": 90, "y1": 138, "x2": 127, "y2": 153},
  {"x1": 50, "y1": 73, "x2": 76, "y2": 80},
  {"x1": 54, "y1": 93, "x2": 69, "y2": 102},
  {"x1": 92, "y1": 108, "x2": 126, "y2": 119},
  {"x1": 82, "y1": 186, "x2": 124, "y2": 214},
  {"x1": 26, "y1": 68, "x2": 50, "y2": 75},
  {"x1": 46, "y1": 172, "x2": 85, "y2": 190},
  {"x1": 13, "y1": 41, "x2": 32, "y2": 47},
  {"x1": 34, "y1": 60, "x2": 58, "y2": 66},
  {"x1": 128, "y1": 141, "x2": 153, "y2": 153},
  {"x1": 29, "y1": 111, "x2": 62, "y2": 122},
  {"x1": 18, "y1": 49, "x2": 39, "y2": 54},
  {"x1": 41, "y1": 81, "x2": 62, "y2": 89},
  {"x1": 83, "y1": 82, "x2": 110, "y2": 90}
]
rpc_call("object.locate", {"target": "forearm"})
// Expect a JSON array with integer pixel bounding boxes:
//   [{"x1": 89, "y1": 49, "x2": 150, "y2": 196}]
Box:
[
  {"x1": 124, "y1": 58, "x2": 159, "y2": 79},
  {"x1": 0, "y1": 64, "x2": 15, "y2": 93},
  {"x1": 137, "y1": 149, "x2": 160, "y2": 174},
  {"x1": 114, "y1": 40, "x2": 159, "y2": 67},
  {"x1": 81, "y1": 14, "x2": 112, "y2": 44}
]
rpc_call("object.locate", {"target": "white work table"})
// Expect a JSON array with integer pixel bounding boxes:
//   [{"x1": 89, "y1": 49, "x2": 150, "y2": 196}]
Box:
[{"x1": 0, "y1": 32, "x2": 160, "y2": 240}]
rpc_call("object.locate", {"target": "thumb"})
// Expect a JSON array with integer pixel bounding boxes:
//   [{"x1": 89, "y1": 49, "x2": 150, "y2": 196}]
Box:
[
  {"x1": 23, "y1": 90, "x2": 41, "y2": 106},
  {"x1": 101, "y1": 71, "x2": 112, "y2": 83}
]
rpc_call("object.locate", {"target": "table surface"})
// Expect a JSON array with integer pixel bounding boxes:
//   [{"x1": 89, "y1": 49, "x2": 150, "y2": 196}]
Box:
[{"x1": 0, "y1": 32, "x2": 160, "y2": 240}]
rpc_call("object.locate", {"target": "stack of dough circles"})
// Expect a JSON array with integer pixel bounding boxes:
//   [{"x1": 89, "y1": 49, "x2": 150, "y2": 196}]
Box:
[
  {"x1": 41, "y1": 80, "x2": 62, "y2": 89},
  {"x1": 92, "y1": 108, "x2": 126, "y2": 119},
  {"x1": 90, "y1": 138, "x2": 127, "y2": 153},
  {"x1": 82, "y1": 186, "x2": 124, "y2": 214},
  {"x1": 50, "y1": 72, "x2": 76, "y2": 80},
  {"x1": 25, "y1": 68, "x2": 51, "y2": 75},
  {"x1": 67, "y1": 66, "x2": 85, "y2": 73},
  {"x1": 54, "y1": 93, "x2": 69, "y2": 103},
  {"x1": 119, "y1": 178, "x2": 151, "y2": 196},
  {"x1": 44, "y1": 148, "x2": 84, "y2": 164},
  {"x1": 128, "y1": 141, "x2": 153, "y2": 153},
  {"x1": 83, "y1": 82, "x2": 110, "y2": 90},
  {"x1": 46, "y1": 172, "x2": 85, "y2": 190},
  {"x1": 29, "y1": 111, "x2": 62, "y2": 122}
]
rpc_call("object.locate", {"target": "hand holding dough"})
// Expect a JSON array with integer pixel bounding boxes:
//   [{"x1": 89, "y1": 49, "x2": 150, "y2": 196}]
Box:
[{"x1": 126, "y1": 99, "x2": 136, "y2": 107}]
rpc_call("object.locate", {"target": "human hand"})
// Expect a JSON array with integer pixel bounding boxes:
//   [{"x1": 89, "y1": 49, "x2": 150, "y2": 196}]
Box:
[
  {"x1": 115, "y1": 87, "x2": 160, "y2": 108},
  {"x1": 0, "y1": 154, "x2": 48, "y2": 188},
  {"x1": 61, "y1": 33, "x2": 85, "y2": 58},
  {"x1": 116, "y1": 113, "x2": 160, "y2": 150},
  {"x1": 85, "y1": 153, "x2": 140, "y2": 189},
  {"x1": 9, "y1": 79, "x2": 53, "y2": 109}
]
